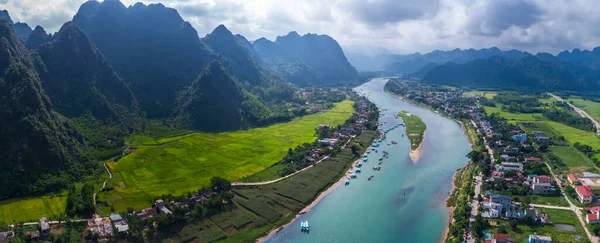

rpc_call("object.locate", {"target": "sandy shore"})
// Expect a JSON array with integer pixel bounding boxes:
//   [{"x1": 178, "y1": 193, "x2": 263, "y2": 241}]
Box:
[
  {"x1": 409, "y1": 138, "x2": 424, "y2": 163},
  {"x1": 256, "y1": 148, "x2": 367, "y2": 243}
]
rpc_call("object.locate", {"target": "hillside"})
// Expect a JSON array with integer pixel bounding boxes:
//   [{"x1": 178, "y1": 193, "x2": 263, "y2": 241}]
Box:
[
  {"x1": 253, "y1": 31, "x2": 359, "y2": 86},
  {"x1": 0, "y1": 10, "x2": 32, "y2": 42},
  {"x1": 0, "y1": 21, "x2": 85, "y2": 198}
]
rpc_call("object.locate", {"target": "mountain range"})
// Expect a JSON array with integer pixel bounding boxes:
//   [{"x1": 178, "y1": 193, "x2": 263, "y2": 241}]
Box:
[{"x1": 0, "y1": 0, "x2": 359, "y2": 198}]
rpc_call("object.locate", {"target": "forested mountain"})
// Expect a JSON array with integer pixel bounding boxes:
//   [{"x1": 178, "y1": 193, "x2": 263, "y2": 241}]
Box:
[
  {"x1": 72, "y1": 0, "x2": 215, "y2": 117},
  {"x1": 173, "y1": 60, "x2": 271, "y2": 131},
  {"x1": 253, "y1": 31, "x2": 359, "y2": 86},
  {"x1": 25, "y1": 26, "x2": 53, "y2": 49},
  {"x1": 0, "y1": 10, "x2": 33, "y2": 42},
  {"x1": 421, "y1": 55, "x2": 599, "y2": 91},
  {"x1": 0, "y1": 21, "x2": 86, "y2": 197}
]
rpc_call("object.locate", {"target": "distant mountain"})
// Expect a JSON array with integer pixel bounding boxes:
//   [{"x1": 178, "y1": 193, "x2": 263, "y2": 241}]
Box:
[
  {"x1": 253, "y1": 31, "x2": 359, "y2": 86},
  {"x1": 344, "y1": 52, "x2": 386, "y2": 71},
  {"x1": 72, "y1": 0, "x2": 214, "y2": 117},
  {"x1": 25, "y1": 26, "x2": 53, "y2": 49},
  {"x1": 384, "y1": 47, "x2": 531, "y2": 73},
  {"x1": 0, "y1": 10, "x2": 33, "y2": 42},
  {"x1": 557, "y1": 48, "x2": 600, "y2": 70},
  {"x1": 0, "y1": 21, "x2": 85, "y2": 197},
  {"x1": 421, "y1": 55, "x2": 597, "y2": 91}
]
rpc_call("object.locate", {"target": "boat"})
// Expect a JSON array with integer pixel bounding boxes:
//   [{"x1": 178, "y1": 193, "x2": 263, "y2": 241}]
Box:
[
  {"x1": 391, "y1": 141, "x2": 398, "y2": 144},
  {"x1": 379, "y1": 162, "x2": 382, "y2": 165},
  {"x1": 276, "y1": 227, "x2": 284, "y2": 233},
  {"x1": 357, "y1": 163, "x2": 363, "y2": 167},
  {"x1": 356, "y1": 168, "x2": 362, "y2": 173},
  {"x1": 345, "y1": 179, "x2": 350, "y2": 185},
  {"x1": 305, "y1": 221, "x2": 309, "y2": 231},
  {"x1": 350, "y1": 173, "x2": 357, "y2": 178},
  {"x1": 368, "y1": 175, "x2": 374, "y2": 180}
]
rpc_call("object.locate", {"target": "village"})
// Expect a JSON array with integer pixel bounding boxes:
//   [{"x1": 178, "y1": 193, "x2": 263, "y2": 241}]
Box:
[
  {"x1": 0, "y1": 91, "x2": 379, "y2": 242},
  {"x1": 386, "y1": 78, "x2": 600, "y2": 243}
]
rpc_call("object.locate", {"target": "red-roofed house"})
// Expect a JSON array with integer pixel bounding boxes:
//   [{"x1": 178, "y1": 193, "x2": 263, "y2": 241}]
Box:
[
  {"x1": 586, "y1": 206, "x2": 600, "y2": 224},
  {"x1": 568, "y1": 174, "x2": 579, "y2": 184},
  {"x1": 491, "y1": 233, "x2": 514, "y2": 243},
  {"x1": 530, "y1": 176, "x2": 555, "y2": 194},
  {"x1": 524, "y1": 157, "x2": 541, "y2": 163},
  {"x1": 576, "y1": 186, "x2": 594, "y2": 204},
  {"x1": 532, "y1": 175, "x2": 552, "y2": 184}
]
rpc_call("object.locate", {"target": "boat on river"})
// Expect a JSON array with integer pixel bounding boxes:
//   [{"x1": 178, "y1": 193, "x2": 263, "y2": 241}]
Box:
[{"x1": 368, "y1": 175, "x2": 374, "y2": 180}]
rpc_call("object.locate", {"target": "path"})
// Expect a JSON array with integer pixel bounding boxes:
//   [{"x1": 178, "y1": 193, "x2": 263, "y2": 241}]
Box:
[
  {"x1": 467, "y1": 174, "x2": 483, "y2": 243},
  {"x1": 233, "y1": 135, "x2": 356, "y2": 186},
  {"x1": 93, "y1": 162, "x2": 113, "y2": 205},
  {"x1": 548, "y1": 93, "x2": 600, "y2": 136},
  {"x1": 542, "y1": 161, "x2": 598, "y2": 243},
  {"x1": 9, "y1": 219, "x2": 88, "y2": 228}
]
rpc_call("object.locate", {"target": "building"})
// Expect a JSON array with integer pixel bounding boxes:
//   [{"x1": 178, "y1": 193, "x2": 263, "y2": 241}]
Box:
[
  {"x1": 318, "y1": 138, "x2": 339, "y2": 146},
  {"x1": 109, "y1": 214, "x2": 129, "y2": 235},
  {"x1": 524, "y1": 157, "x2": 542, "y2": 163},
  {"x1": 535, "y1": 136, "x2": 551, "y2": 144},
  {"x1": 568, "y1": 174, "x2": 579, "y2": 184},
  {"x1": 135, "y1": 207, "x2": 157, "y2": 220},
  {"x1": 39, "y1": 217, "x2": 50, "y2": 237},
  {"x1": 491, "y1": 194, "x2": 512, "y2": 212},
  {"x1": 513, "y1": 133, "x2": 527, "y2": 142},
  {"x1": 530, "y1": 176, "x2": 555, "y2": 195},
  {"x1": 576, "y1": 186, "x2": 594, "y2": 204},
  {"x1": 528, "y1": 234, "x2": 552, "y2": 243},
  {"x1": 318, "y1": 124, "x2": 330, "y2": 129},
  {"x1": 0, "y1": 230, "x2": 14, "y2": 243},
  {"x1": 586, "y1": 206, "x2": 600, "y2": 224},
  {"x1": 501, "y1": 162, "x2": 523, "y2": 172},
  {"x1": 87, "y1": 214, "x2": 113, "y2": 239},
  {"x1": 489, "y1": 233, "x2": 514, "y2": 243},
  {"x1": 483, "y1": 202, "x2": 503, "y2": 218}
]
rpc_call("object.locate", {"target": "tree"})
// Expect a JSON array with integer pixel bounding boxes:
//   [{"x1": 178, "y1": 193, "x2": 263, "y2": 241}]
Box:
[
  {"x1": 509, "y1": 219, "x2": 518, "y2": 229},
  {"x1": 210, "y1": 177, "x2": 232, "y2": 192},
  {"x1": 498, "y1": 224, "x2": 508, "y2": 234},
  {"x1": 351, "y1": 144, "x2": 360, "y2": 157}
]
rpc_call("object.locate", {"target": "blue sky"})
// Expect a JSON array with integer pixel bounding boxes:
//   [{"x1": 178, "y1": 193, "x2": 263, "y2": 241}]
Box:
[{"x1": 3, "y1": 0, "x2": 600, "y2": 55}]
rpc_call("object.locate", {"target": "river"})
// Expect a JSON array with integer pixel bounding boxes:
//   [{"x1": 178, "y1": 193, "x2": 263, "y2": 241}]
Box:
[{"x1": 266, "y1": 77, "x2": 472, "y2": 242}]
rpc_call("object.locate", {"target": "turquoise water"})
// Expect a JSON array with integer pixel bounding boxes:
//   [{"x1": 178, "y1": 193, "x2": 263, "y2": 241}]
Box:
[{"x1": 266, "y1": 78, "x2": 471, "y2": 242}]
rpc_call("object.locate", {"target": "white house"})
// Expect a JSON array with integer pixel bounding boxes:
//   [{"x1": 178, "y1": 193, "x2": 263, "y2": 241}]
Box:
[
  {"x1": 500, "y1": 162, "x2": 523, "y2": 172},
  {"x1": 528, "y1": 234, "x2": 551, "y2": 243}
]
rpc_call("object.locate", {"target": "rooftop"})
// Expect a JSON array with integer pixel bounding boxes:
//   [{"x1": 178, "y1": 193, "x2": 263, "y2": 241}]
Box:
[{"x1": 577, "y1": 185, "x2": 594, "y2": 197}]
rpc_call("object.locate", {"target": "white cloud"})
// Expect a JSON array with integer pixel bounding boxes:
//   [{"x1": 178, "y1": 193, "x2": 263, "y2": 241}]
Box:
[{"x1": 1, "y1": 0, "x2": 600, "y2": 55}]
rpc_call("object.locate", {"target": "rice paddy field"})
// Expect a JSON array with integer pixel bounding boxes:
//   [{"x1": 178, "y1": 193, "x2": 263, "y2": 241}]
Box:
[
  {"x1": 0, "y1": 191, "x2": 67, "y2": 223},
  {"x1": 164, "y1": 130, "x2": 376, "y2": 243},
  {"x1": 462, "y1": 90, "x2": 498, "y2": 99},
  {"x1": 483, "y1": 105, "x2": 547, "y2": 122},
  {"x1": 100, "y1": 100, "x2": 355, "y2": 212},
  {"x1": 397, "y1": 111, "x2": 426, "y2": 150},
  {"x1": 550, "y1": 146, "x2": 598, "y2": 173}
]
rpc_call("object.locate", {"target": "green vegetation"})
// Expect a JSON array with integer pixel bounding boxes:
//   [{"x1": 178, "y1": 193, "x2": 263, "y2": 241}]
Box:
[
  {"x1": 101, "y1": 100, "x2": 354, "y2": 212},
  {"x1": 489, "y1": 208, "x2": 587, "y2": 242},
  {"x1": 164, "y1": 130, "x2": 377, "y2": 242},
  {"x1": 397, "y1": 111, "x2": 426, "y2": 150},
  {"x1": 446, "y1": 163, "x2": 476, "y2": 242},
  {"x1": 567, "y1": 98, "x2": 600, "y2": 122},
  {"x1": 528, "y1": 195, "x2": 569, "y2": 207},
  {"x1": 550, "y1": 146, "x2": 597, "y2": 173},
  {"x1": 483, "y1": 105, "x2": 546, "y2": 122},
  {"x1": 0, "y1": 191, "x2": 67, "y2": 223},
  {"x1": 462, "y1": 91, "x2": 497, "y2": 99}
]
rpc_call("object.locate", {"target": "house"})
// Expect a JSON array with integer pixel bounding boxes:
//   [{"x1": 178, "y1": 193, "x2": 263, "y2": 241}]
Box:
[
  {"x1": 39, "y1": 217, "x2": 50, "y2": 237},
  {"x1": 109, "y1": 213, "x2": 123, "y2": 224},
  {"x1": 535, "y1": 136, "x2": 551, "y2": 144},
  {"x1": 0, "y1": 230, "x2": 14, "y2": 243},
  {"x1": 318, "y1": 124, "x2": 330, "y2": 129},
  {"x1": 568, "y1": 174, "x2": 580, "y2": 184},
  {"x1": 576, "y1": 186, "x2": 594, "y2": 204},
  {"x1": 505, "y1": 206, "x2": 536, "y2": 220},
  {"x1": 26, "y1": 231, "x2": 40, "y2": 241},
  {"x1": 501, "y1": 162, "x2": 523, "y2": 172},
  {"x1": 586, "y1": 206, "x2": 600, "y2": 224},
  {"x1": 532, "y1": 131, "x2": 546, "y2": 137},
  {"x1": 135, "y1": 207, "x2": 157, "y2": 220},
  {"x1": 528, "y1": 234, "x2": 552, "y2": 243},
  {"x1": 491, "y1": 194, "x2": 512, "y2": 212},
  {"x1": 483, "y1": 202, "x2": 503, "y2": 218},
  {"x1": 524, "y1": 157, "x2": 542, "y2": 163},
  {"x1": 110, "y1": 214, "x2": 129, "y2": 235},
  {"x1": 318, "y1": 138, "x2": 339, "y2": 146},
  {"x1": 88, "y1": 215, "x2": 113, "y2": 238},
  {"x1": 530, "y1": 176, "x2": 555, "y2": 195},
  {"x1": 490, "y1": 233, "x2": 515, "y2": 243},
  {"x1": 513, "y1": 133, "x2": 527, "y2": 142}
]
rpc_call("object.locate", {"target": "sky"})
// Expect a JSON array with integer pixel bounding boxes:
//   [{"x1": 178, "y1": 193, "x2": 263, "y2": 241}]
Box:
[{"x1": 2, "y1": 0, "x2": 600, "y2": 55}]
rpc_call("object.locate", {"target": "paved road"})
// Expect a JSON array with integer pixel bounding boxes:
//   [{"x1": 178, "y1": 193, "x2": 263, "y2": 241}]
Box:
[
  {"x1": 548, "y1": 93, "x2": 600, "y2": 136},
  {"x1": 467, "y1": 174, "x2": 483, "y2": 243}
]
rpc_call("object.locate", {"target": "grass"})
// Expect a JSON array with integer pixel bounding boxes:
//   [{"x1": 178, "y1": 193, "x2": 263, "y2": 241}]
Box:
[
  {"x1": 239, "y1": 164, "x2": 287, "y2": 182},
  {"x1": 483, "y1": 105, "x2": 547, "y2": 122},
  {"x1": 529, "y1": 195, "x2": 569, "y2": 207},
  {"x1": 545, "y1": 121, "x2": 600, "y2": 150},
  {"x1": 166, "y1": 129, "x2": 376, "y2": 243},
  {"x1": 462, "y1": 91, "x2": 497, "y2": 99},
  {"x1": 0, "y1": 191, "x2": 67, "y2": 223},
  {"x1": 101, "y1": 100, "x2": 355, "y2": 212},
  {"x1": 397, "y1": 111, "x2": 426, "y2": 150},
  {"x1": 550, "y1": 146, "x2": 597, "y2": 173},
  {"x1": 567, "y1": 98, "x2": 600, "y2": 123},
  {"x1": 489, "y1": 208, "x2": 587, "y2": 243}
]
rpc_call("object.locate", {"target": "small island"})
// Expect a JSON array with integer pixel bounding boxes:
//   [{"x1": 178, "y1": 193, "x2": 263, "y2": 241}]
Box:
[{"x1": 397, "y1": 111, "x2": 426, "y2": 162}]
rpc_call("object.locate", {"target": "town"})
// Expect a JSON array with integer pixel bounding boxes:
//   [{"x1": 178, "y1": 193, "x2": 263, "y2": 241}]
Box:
[{"x1": 386, "y1": 78, "x2": 600, "y2": 243}]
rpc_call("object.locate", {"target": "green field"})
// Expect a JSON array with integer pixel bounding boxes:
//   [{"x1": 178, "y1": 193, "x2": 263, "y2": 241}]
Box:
[
  {"x1": 483, "y1": 105, "x2": 547, "y2": 122},
  {"x1": 529, "y1": 195, "x2": 569, "y2": 207},
  {"x1": 166, "y1": 130, "x2": 376, "y2": 242},
  {"x1": 567, "y1": 98, "x2": 600, "y2": 122},
  {"x1": 100, "y1": 100, "x2": 355, "y2": 212},
  {"x1": 462, "y1": 91, "x2": 497, "y2": 99},
  {"x1": 490, "y1": 208, "x2": 587, "y2": 242},
  {"x1": 550, "y1": 146, "x2": 598, "y2": 173},
  {"x1": 0, "y1": 191, "x2": 67, "y2": 223},
  {"x1": 398, "y1": 111, "x2": 426, "y2": 150},
  {"x1": 545, "y1": 121, "x2": 600, "y2": 150}
]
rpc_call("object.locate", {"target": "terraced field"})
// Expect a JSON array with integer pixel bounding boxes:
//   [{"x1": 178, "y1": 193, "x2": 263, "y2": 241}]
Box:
[
  {"x1": 100, "y1": 100, "x2": 355, "y2": 212},
  {"x1": 0, "y1": 191, "x2": 67, "y2": 223}
]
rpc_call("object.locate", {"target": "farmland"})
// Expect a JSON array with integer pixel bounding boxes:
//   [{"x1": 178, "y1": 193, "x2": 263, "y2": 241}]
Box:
[
  {"x1": 567, "y1": 98, "x2": 600, "y2": 122},
  {"x1": 489, "y1": 208, "x2": 585, "y2": 242},
  {"x1": 483, "y1": 105, "x2": 546, "y2": 122},
  {"x1": 0, "y1": 191, "x2": 67, "y2": 223},
  {"x1": 164, "y1": 130, "x2": 377, "y2": 242},
  {"x1": 100, "y1": 100, "x2": 355, "y2": 212},
  {"x1": 398, "y1": 111, "x2": 426, "y2": 150},
  {"x1": 550, "y1": 146, "x2": 598, "y2": 173}
]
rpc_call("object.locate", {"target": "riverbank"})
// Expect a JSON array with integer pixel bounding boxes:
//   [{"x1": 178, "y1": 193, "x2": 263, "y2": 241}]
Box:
[
  {"x1": 257, "y1": 144, "x2": 370, "y2": 243},
  {"x1": 397, "y1": 111, "x2": 426, "y2": 163}
]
